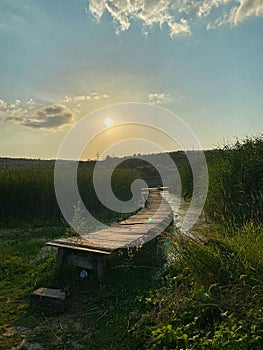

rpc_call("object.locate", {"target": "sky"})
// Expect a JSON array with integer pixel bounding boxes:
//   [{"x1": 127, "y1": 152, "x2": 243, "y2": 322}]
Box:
[{"x1": 0, "y1": 0, "x2": 262, "y2": 159}]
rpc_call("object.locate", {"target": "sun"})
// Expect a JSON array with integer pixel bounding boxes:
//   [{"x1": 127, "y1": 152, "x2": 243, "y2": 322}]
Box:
[{"x1": 104, "y1": 118, "x2": 113, "y2": 127}]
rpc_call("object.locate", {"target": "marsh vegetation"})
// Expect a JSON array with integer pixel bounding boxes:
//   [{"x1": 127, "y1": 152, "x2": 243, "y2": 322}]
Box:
[{"x1": 0, "y1": 136, "x2": 262, "y2": 349}]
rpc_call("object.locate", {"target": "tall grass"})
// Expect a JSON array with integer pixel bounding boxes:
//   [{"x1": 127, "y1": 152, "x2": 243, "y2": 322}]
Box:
[
  {"x1": 205, "y1": 136, "x2": 263, "y2": 225},
  {"x1": 129, "y1": 136, "x2": 263, "y2": 349},
  {"x1": 0, "y1": 165, "x2": 139, "y2": 222},
  {"x1": 0, "y1": 136, "x2": 261, "y2": 226},
  {"x1": 0, "y1": 137, "x2": 262, "y2": 349},
  {"x1": 131, "y1": 223, "x2": 263, "y2": 349}
]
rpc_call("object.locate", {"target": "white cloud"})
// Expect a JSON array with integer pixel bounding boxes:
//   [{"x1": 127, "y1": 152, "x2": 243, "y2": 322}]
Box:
[
  {"x1": 75, "y1": 95, "x2": 91, "y2": 101},
  {"x1": 0, "y1": 98, "x2": 7, "y2": 110},
  {"x1": 197, "y1": 0, "x2": 230, "y2": 18},
  {"x1": 148, "y1": 93, "x2": 172, "y2": 105},
  {"x1": 168, "y1": 17, "x2": 191, "y2": 37},
  {"x1": 228, "y1": 0, "x2": 263, "y2": 25},
  {"x1": 62, "y1": 95, "x2": 72, "y2": 103},
  {"x1": 0, "y1": 98, "x2": 23, "y2": 111},
  {"x1": 170, "y1": 0, "x2": 197, "y2": 14},
  {"x1": 62, "y1": 95, "x2": 90, "y2": 103},
  {"x1": 88, "y1": 0, "x2": 263, "y2": 34},
  {"x1": 27, "y1": 98, "x2": 35, "y2": 105},
  {"x1": 88, "y1": 0, "x2": 191, "y2": 37},
  {"x1": 2, "y1": 103, "x2": 75, "y2": 130},
  {"x1": 207, "y1": 0, "x2": 263, "y2": 28},
  {"x1": 0, "y1": 89, "x2": 110, "y2": 131},
  {"x1": 8, "y1": 103, "x2": 17, "y2": 109},
  {"x1": 89, "y1": 0, "x2": 107, "y2": 21},
  {"x1": 61, "y1": 92, "x2": 110, "y2": 104}
]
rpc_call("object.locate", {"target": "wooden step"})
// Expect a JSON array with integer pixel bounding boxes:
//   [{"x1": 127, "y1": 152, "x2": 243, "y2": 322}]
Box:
[{"x1": 30, "y1": 288, "x2": 66, "y2": 312}]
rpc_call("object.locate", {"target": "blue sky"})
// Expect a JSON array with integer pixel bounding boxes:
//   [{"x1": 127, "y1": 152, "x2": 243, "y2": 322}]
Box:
[{"x1": 0, "y1": 0, "x2": 262, "y2": 159}]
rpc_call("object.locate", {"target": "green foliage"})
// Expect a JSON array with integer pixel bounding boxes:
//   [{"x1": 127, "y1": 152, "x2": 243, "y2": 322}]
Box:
[
  {"x1": 1, "y1": 220, "x2": 263, "y2": 349},
  {"x1": 0, "y1": 226, "x2": 165, "y2": 349},
  {"x1": 0, "y1": 163, "x2": 139, "y2": 222},
  {"x1": 0, "y1": 226, "x2": 59, "y2": 349},
  {"x1": 205, "y1": 136, "x2": 263, "y2": 225},
  {"x1": 0, "y1": 136, "x2": 262, "y2": 349},
  {"x1": 169, "y1": 136, "x2": 263, "y2": 226},
  {"x1": 131, "y1": 224, "x2": 263, "y2": 349},
  {"x1": 1, "y1": 136, "x2": 262, "y2": 226}
]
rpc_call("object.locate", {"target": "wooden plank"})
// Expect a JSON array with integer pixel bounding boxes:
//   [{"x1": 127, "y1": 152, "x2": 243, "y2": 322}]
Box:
[
  {"x1": 46, "y1": 240, "x2": 113, "y2": 254},
  {"x1": 127, "y1": 215, "x2": 167, "y2": 221},
  {"x1": 88, "y1": 232, "x2": 160, "y2": 243},
  {"x1": 139, "y1": 205, "x2": 172, "y2": 211},
  {"x1": 130, "y1": 209, "x2": 171, "y2": 214},
  {"x1": 86, "y1": 227, "x2": 157, "y2": 236},
  {"x1": 51, "y1": 239, "x2": 119, "y2": 250},
  {"x1": 87, "y1": 227, "x2": 151, "y2": 234},
  {"x1": 84, "y1": 238, "x2": 145, "y2": 246},
  {"x1": 85, "y1": 234, "x2": 148, "y2": 242},
  {"x1": 51, "y1": 237, "x2": 147, "y2": 250},
  {"x1": 142, "y1": 187, "x2": 168, "y2": 191},
  {"x1": 123, "y1": 219, "x2": 172, "y2": 225},
  {"x1": 30, "y1": 288, "x2": 66, "y2": 312},
  {"x1": 119, "y1": 220, "x2": 163, "y2": 225},
  {"x1": 132, "y1": 211, "x2": 172, "y2": 216},
  {"x1": 86, "y1": 228, "x2": 150, "y2": 234},
  {"x1": 31, "y1": 288, "x2": 65, "y2": 300}
]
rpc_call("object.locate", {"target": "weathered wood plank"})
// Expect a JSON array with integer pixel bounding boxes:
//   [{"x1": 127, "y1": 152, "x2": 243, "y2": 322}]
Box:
[
  {"x1": 30, "y1": 288, "x2": 66, "y2": 312},
  {"x1": 47, "y1": 240, "x2": 113, "y2": 254}
]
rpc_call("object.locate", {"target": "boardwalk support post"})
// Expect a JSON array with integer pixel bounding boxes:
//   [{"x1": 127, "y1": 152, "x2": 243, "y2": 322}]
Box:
[
  {"x1": 57, "y1": 248, "x2": 64, "y2": 268},
  {"x1": 96, "y1": 255, "x2": 106, "y2": 282}
]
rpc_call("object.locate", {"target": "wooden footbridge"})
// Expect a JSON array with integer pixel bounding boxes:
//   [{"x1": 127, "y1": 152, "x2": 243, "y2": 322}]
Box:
[{"x1": 46, "y1": 187, "x2": 173, "y2": 281}]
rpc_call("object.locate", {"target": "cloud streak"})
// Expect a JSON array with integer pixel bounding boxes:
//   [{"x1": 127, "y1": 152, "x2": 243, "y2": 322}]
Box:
[
  {"x1": 206, "y1": 0, "x2": 263, "y2": 28},
  {"x1": 148, "y1": 93, "x2": 173, "y2": 105},
  {"x1": 62, "y1": 92, "x2": 109, "y2": 103},
  {"x1": 88, "y1": 0, "x2": 263, "y2": 35}
]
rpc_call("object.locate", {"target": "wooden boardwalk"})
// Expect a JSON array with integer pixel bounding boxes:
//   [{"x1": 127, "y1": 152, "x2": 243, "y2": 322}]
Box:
[{"x1": 46, "y1": 187, "x2": 173, "y2": 280}]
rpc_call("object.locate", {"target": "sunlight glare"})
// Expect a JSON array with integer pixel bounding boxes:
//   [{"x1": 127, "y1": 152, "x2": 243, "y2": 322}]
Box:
[{"x1": 104, "y1": 118, "x2": 113, "y2": 127}]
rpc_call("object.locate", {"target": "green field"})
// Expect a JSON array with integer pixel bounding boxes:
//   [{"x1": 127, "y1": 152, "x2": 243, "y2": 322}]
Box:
[{"x1": 0, "y1": 136, "x2": 262, "y2": 349}]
